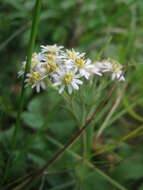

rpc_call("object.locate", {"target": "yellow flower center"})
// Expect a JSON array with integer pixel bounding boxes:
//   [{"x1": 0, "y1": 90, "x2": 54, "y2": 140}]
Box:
[
  {"x1": 31, "y1": 53, "x2": 39, "y2": 67},
  {"x1": 42, "y1": 62, "x2": 57, "y2": 73},
  {"x1": 75, "y1": 57, "x2": 85, "y2": 68},
  {"x1": 29, "y1": 71, "x2": 42, "y2": 84},
  {"x1": 45, "y1": 54, "x2": 54, "y2": 62},
  {"x1": 48, "y1": 47, "x2": 57, "y2": 55},
  {"x1": 67, "y1": 49, "x2": 77, "y2": 59},
  {"x1": 63, "y1": 73, "x2": 73, "y2": 85},
  {"x1": 49, "y1": 62, "x2": 57, "y2": 72},
  {"x1": 112, "y1": 63, "x2": 122, "y2": 73},
  {"x1": 107, "y1": 58, "x2": 123, "y2": 73}
]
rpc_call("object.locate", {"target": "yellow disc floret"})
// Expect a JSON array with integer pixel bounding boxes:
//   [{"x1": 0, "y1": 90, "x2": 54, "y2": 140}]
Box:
[
  {"x1": 31, "y1": 53, "x2": 40, "y2": 68},
  {"x1": 29, "y1": 71, "x2": 42, "y2": 84},
  {"x1": 67, "y1": 49, "x2": 77, "y2": 59},
  {"x1": 42, "y1": 62, "x2": 57, "y2": 74},
  {"x1": 63, "y1": 73, "x2": 73, "y2": 85},
  {"x1": 45, "y1": 54, "x2": 54, "y2": 62},
  {"x1": 48, "y1": 46, "x2": 57, "y2": 55},
  {"x1": 109, "y1": 59, "x2": 123, "y2": 73},
  {"x1": 75, "y1": 57, "x2": 85, "y2": 68},
  {"x1": 112, "y1": 63, "x2": 122, "y2": 73},
  {"x1": 49, "y1": 62, "x2": 57, "y2": 73}
]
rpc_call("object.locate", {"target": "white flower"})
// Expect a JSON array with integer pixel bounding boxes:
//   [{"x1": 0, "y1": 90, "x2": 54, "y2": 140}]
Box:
[
  {"x1": 18, "y1": 61, "x2": 26, "y2": 77},
  {"x1": 111, "y1": 70, "x2": 125, "y2": 81},
  {"x1": 52, "y1": 67, "x2": 83, "y2": 94},
  {"x1": 18, "y1": 45, "x2": 125, "y2": 95},
  {"x1": 110, "y1": 62, "x2": 125, "y2": 81},
  {"x1": 95, "y1": 60, "x2": 112, "y2": 73},
  {"x1": 25, "y1": 71, "x2": 46, "y2": 93},
  {"x1": 40, "y1": 45, "x2": 64, "y2": 75},
  {"x1": 63, "y1": 49, "x2": 102, "y2": 79},
  {"x1": 40, "y1": 53, "x2": 61, "y2": 75},
  {"x1": 18, "y1": 53, "x2": 42, "y2": 77},
  {"x1": 94, "y1": 59, "x2": 125, "y2": 81},
  {"x1": 65, "y1": 48, "x2": 85, "y2": 60},
  {"x1": 76, "y1": 58, "x2": 102, "y2": 79},
  {"x1": 40, "y1": 44, "x2": 63, "y2": 55}
]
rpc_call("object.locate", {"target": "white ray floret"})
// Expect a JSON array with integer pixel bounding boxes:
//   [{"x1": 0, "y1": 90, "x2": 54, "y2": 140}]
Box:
[
  {"x1": 64, "y1": 49, "x2": 102, "y2": 79},
  {"x1": 18, "y1": 52, "x2": 42, "y2": 77},
  {"x1": 25, "y1": 71, "x2": 46, "y2": 93},
  {"x1": 40, "y1": 44, "x2": 64, "y2": 55},
  {"x1": 94, "y1": 59, "x2": 125, "y2": 81},
  {"x1": 52, "y1": 67, "x2": 83, "y2": 94}
]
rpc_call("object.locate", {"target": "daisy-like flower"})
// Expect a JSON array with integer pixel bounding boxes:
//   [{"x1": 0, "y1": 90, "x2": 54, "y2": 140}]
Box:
[
  {"x1": 18, "y1": 45, "x2": 125, "y2": 95},
  {"x1": 41, "y1": 44, "x2": 63, "y2": 55},
  {"x1": 18, "y1": 61, "x2": 26, "y2": 78},
  {"x1": 52, "y1": 67, "x2": 83, "y2": 94},
  {"x1": 18, "y1": 53, "x2": 42, "y2": 77},
  {"x1": 40, "y1": 61, "x2": 58, "y2": 75},
  {"x1": 110, "y1": 60, "x2": 125, "y2": 81},
  {"x1": 40, "y1": 45, "x2": 64, "y2": 75},
  {"x1": 25, "y1": 71, "x2": 46, "y2": 93},
  {"x1": 94, "y1": 59, "x2": 125, "y2": 81},
  {"x1": 66, "y1": 48, "x2": 85, "y2": 60},
  {"x1": 95, "y1": 60, "x2": 112, "y2": 73},
  {"x1": 64, "y1": 49, "x2": 102, "y2": 79},
  {"x1": 39, "y1": 54, "x2": 60, "y2": 78},
  {"x1": 74, "y1": 57, "x2": 102, "y2": 79}
]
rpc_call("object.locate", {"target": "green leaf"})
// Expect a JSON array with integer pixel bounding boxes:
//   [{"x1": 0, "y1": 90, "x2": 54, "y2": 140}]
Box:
[
  {"x1": 82, "y1": 171, "x2": 112, "y2": 190},
  {"x1": 112, "y1": 160, "x2": 143, "y2": 181},
  {"x1": 22, "y1": 112, "x2": 44, "y2": 129},
  {"x1": 21, "y1": 96, "x2": 46, "y2": 129}
]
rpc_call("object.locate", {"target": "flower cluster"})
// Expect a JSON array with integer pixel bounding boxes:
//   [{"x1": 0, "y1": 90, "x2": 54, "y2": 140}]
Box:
[{"x1": 18, "y1": 44, "x2": 125, "y2": 94}]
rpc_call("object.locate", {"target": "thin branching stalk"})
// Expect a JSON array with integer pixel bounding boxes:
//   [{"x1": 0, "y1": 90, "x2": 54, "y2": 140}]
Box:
[
  {"x1": 96, "y1": 89, "x2": 122, "y2": 138},
  {"x1": 93, "y1": 124, "x2": 143, "y2": 157},
  {"x1": 9, "y1": 82, "x2": 118, "y2": 190},
  {"x1": 2, "y1": 0, "x2": 42, "y2": 185},
  {"x1": 38, "y1": 83, "x2": 118, "y2": 173},
  {"x1": 6, "y1": 120, "x2": 141, "y2": 190},
  {"x1": 45, "y1": 134, "x2": 128, "y2": 190}
]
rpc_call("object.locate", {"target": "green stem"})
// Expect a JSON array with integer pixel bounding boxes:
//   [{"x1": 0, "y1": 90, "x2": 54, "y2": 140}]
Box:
[
  {"x1": 3, "y1": 82, "x2": 119, "y2": 190},
  {"x1": 2, "y1": 0, "x2": 42, "y2": 184},
  {"x1": 45, "y1": 135, "x2": 127, "y2": 190},
  {"x1": 9, "y1": 82, "x2": 118, "y2": 189}
]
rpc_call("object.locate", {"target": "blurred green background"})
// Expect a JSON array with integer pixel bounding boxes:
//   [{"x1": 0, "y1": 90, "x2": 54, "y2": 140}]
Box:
[{"x1": 0, "y1": 0, "x2": 143, "y2": 189}]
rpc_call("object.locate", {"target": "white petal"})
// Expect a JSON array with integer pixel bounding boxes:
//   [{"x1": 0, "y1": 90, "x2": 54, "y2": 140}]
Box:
[
  {"x1": 24, "y1": 79, "x2": 29, "y2": 82},
  {"x1": 74, "y1": 74, "x2": 82, "y2": 78},
  {"x1": 36, "y1": 84, "x2": 40, "y2": 93},
  {"x1": 68, "y1": 85, "x2": 72, "y2": 94},
  {"x1": 74, "y1": 79, "x2": 83, "y2": 85},
  {"x1": 26, "y1": 73, "x2": 31, "y2": 77},
  {"x1": 92, "y1": 68, "x2": 102, "y2": 76},
  {"x1": 41, "y1": 81, "x2": 46, "y2": 90},
  {"x1": 59, "y1": 85, "x2": 65, "y2": 94},
  {"x1": 72, "y1": 81, "x2": 79, "y2": 90},
  {"x1": 53, "y1": 82, "x2": 62, "y2": 86},
  {"x1": 119, "y1": 76, "x2": 125, "y2": 81},
  {"x1": 111, "y1": 73, "x2": 116, "y2": 80},
  {"x1": 32, "y1": 84, "x2": 36, "y2": 88}
]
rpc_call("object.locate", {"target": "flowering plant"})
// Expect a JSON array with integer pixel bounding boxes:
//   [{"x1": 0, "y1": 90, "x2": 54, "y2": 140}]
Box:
[{"x1": 18, "y1": 44, "x2": 125, "y2": 94}]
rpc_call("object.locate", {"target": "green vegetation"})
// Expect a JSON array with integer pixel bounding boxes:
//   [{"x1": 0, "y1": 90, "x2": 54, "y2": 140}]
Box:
[{"x1": 0, "y1": 0, "x2": 143, "y2": 189}]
